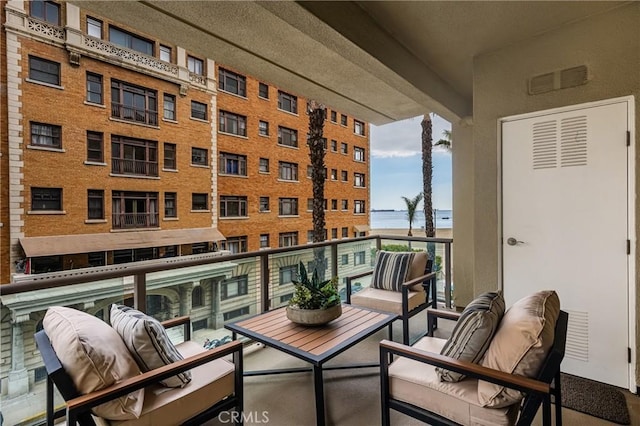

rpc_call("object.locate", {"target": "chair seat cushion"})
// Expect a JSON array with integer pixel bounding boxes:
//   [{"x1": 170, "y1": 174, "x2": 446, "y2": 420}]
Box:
[
  {"x1": 351, "y1": 287, "x2": 426, "y2": 314},
  {"x1": 112, "y1": 341, "x2": 236, "y2": 426},
  {"x1": 388, "y1": 336, "x2": 518, "y2": 426}
]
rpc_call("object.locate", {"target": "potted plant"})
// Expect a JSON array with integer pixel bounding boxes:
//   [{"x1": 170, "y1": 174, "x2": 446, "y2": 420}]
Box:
[{"x1": 286, "y1": 262, "x2": 342, "y2": 326}]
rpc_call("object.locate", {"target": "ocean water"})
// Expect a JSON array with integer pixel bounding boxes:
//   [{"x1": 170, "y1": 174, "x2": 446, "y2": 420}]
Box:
[{"x1": 370, "y1": 209, "x2": 452, "y2": 229}]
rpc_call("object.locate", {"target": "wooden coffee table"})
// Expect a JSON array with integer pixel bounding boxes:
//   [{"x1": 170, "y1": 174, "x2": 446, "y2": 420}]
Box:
[{"x1": 225, "y1": 305, "x2": 397, "y2": 425}]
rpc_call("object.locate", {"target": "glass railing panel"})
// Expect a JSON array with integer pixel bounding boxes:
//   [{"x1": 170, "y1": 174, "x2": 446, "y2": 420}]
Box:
[
  {"x1": 268, "y1": 247, "x2": 321, "y2": 310},
  {"x1": 336, "y1": 239, "x2": 377, "y2": 300}
]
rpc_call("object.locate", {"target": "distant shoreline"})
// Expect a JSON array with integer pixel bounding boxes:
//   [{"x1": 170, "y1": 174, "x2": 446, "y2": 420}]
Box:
[{"x1": 370, "y1": 228, "x2": 452, "y2": 239}]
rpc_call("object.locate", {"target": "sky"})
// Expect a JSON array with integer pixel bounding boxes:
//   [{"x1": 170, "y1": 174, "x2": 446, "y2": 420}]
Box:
[{"x1": 370, "y1": 115, "x2": 452, "y2": 211}]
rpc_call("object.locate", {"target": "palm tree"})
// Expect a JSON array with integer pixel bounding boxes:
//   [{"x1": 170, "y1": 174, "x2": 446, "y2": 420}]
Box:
[
  {"x1": 307, "y1": 100, "x2": 327, "y2": 279},
  {"x1": 421, "y1": 114, "x2": 436, "y2": 261},
  {"x1": 435, "y1": 129, "x2": 451, "y2": 151},
  {"x1": 401, "y1": 193, "x2": 423, "y2": 237}
]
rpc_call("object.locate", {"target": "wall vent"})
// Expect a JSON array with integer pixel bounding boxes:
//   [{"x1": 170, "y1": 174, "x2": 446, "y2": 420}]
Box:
[{"x1": 528, "y1": 65, "x2": 588, "y2": 95}]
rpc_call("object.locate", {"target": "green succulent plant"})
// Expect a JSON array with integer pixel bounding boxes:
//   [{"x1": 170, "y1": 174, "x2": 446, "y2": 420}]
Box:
[{"x1": 289, "y1": 262, "x2": 340, "y2": 310}]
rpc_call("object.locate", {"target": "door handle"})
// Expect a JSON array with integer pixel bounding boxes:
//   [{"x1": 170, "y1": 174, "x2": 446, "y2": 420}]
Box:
[{"x1": 507, "y1": 237, "x2": 525, "y2": 246}]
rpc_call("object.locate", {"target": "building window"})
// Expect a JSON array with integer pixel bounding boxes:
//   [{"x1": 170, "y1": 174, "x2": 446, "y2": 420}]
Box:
[
  {"x1": 354, "y1": 173, "x2": 366, "y2": 187},
  {"x1": 342, "y1": 227, "x2": 348, "y2": 237},
  {"x1": 112, "y1": 191, "x2": 159, "y2": 229},
  {"x1": 340, "y1": 142, "x2": 348, "y2": 154},
  {"x1": 279, "y1": 232, "x2": 298, "y2": 248},
  {"x1": 31, "y1": 122, "x2": 61, "y2": 148},
  {"x1": 279, "y1": 198, "x2": 298, "y2": 216},
  {"x1": 192, "y1": 286, "x2": 203, "y2": 308},
  {"x1": 340, "y1": 114, "x2": 348, "y2": 126},
  {"x1": 222, "y1": 275, "x2": 249, "y2": 299},
  {"x1": 88, "y1": 252, "x2": 106, "y2": 267},
  {"x1": 87, "y1": 190, "x2": 104, "y2": 219},
  {"x1": 87, "y1": 17, "x2": 102, "y2": 38},
  {"x1": 258, "y1": 120, "x2": 269, "y2": 136},
  {"x1": 219, "y1": 110, "x2": 247, "y2": 136},
  {"x1": 218, "y1": 68, "x2": 246, "y2": 97},
  {"x1": 354, "y1": 200, "x2": 366, "y2": 214},
  {"x1": 278, "y1": 91, "x2": 298, "y2": 114},
  {"x1": 354, "y1": 147, "x2": 366, "y2": 162},
  {"x1": 219, "y1": 152, "x2": 247, "y2": 176},
  {"x1": 278, "y1": 162, "x2": 298, "y2": 181},
  {"x1": 164, "y1": 192, "x2": 177, "y2": 218},
  {"x1": 330, "y1": 169, "x2": 338, "y2": 180},
  {"x1": 223, "y1": 306, "x2": 250, "y2": 321},
  {"x1": 109, "y1": 26, "x2": 153, "y2": 55},
  {"x1": 331, "y1": 140, "x2": 337, "y2": 152},
  {"x1": 306, "y1": 198, "x2": 313, "y2": 211},
  {"x1": 86, "y1": 72, "x2": 103, "y2": 104},
  {"x1": 341, "y1": 199, "x2": 348, "y2": 210},
  {"x1": 341, "y1": 254, "x2": 349, "y2": 265},
  {"x1": 220, "y1": 196, "x2": 247, "y2": 217},
  {"x1": 258, "y1": 82, "x2": 269, "y2": 99},
  {"x1": 223, "y1": 237, "x2": 248, "y2": 254},
  {"x1": 192, "y1": 318, "x2": 207, "y2": 331},
  {"x1": 87, "y1": 131, "x2": 103, "y2": 162},
  {"x1": 278, "y1": 126, "x2": 298, "y2": 147},
  {"x1": 192, "y1": 147, "x2": 208, "y2": 166},
  {"x1": 259, "y1": 197, "x2": 270, "y2": 212},
  {"x1": 111, "y1": 135, "x2": 158, "y2": 177},
  {"x1": 192, "y1": 242, "x2": 210, "y2": 254},
  {"x1": 341, "y1": 170, "x2": 348, "y2": 182},
  {"x1": 260, "y1": 234, "x2": 269, "y2": 248},
  {"x1": 187, "y1": 55, "x2": 204, "y2": 75},
  {"x1": 354, "y1": 119, "x2": 366, "y2": 136},
  {"x1": 192, "y1": 193, "x2": 208, "y2": 211},
  {"x1": 163, "y1": 94, "x2": 176, "y2": 120},
  {"x1": 159, "y1": 45, "x2": 171, "y2": 62},
  {"x1": 259, "y1": 158, "x2": 269, "y2": 173},
  {"x1": 29, "y1": 56, "x2": 60, "y2": 86},
  {"x1": 330, "y1": 111, "x2": 337, "y2": 123},
  {"x1": 111, "y1": 80, "x2": 158, "y2": 125},
  {"x1": 279, "y1": 265, "x2": 297, "y2": 285},
  {"x1": 331, "y1": 228, "x2": 338, "y2": 239},
  {"x1": 191, "y1": 101, "x2": 207, "y2": 121},
  {"x1": 163, "y1": 143, "x2": 176, "y2": 169},
  {"x1": 331, "y1": 199, "x2": 338, "y2": 210},
  {"x1": 354, "y1": 251, "x2": 366, "y2": 266},
  {"x1": 31, "y1": 0, "x2": 60, "y2": 25},
  {"x1": 306, "y1": 166, "x2": 313, "y2": 179}
]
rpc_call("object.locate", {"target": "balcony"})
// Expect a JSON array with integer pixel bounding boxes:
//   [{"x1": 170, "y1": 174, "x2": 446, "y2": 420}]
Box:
[
  {"x1": 111, "y1": 158, "x2": 159, "y2": 177},
  {"x1": 111, "y1": 102, "x2": 158, "y2": 126},
  {"x1": 112, "y1": 212, "x2": 159, "y2": 229}
]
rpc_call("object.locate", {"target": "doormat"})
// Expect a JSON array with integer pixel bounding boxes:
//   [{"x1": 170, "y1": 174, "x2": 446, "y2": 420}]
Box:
[{"x1": 559, "y1": 373, "x2": 631, "y2": 424}]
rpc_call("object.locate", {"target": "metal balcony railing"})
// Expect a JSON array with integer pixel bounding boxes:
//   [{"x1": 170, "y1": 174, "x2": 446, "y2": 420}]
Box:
[
  {"x1": 112, "y1": 212, "x2": 160, "y2": 229},
  {"x1": 111, "y1": 158, "x2": 159, "y2": 177},
  {"x1": 111, "y1": 102, "x2": 158, "y2": 126}
]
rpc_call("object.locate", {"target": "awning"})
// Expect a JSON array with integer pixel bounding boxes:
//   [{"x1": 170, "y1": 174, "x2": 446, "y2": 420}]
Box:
[
  {"x1": 353, "y1": 225, "x2": 370, "y2": 233},
  {"x1": 19, "y1": 228, "x2": 226, "y2": 257}
]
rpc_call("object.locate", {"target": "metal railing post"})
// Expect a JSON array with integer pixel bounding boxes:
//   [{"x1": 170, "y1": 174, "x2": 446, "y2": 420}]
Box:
[
  {"x1": 134, "y1": 272, "x2": 146, "y2": 312},
  {"x1": 260, "y1": 253, "x2": 270, "y2": 312},
  {"x1": 445, "y1": 242, "x2": 452, "y2": 309},
  {"x1": 331, "y1": 242, "x2": 338, "y2": 279}
]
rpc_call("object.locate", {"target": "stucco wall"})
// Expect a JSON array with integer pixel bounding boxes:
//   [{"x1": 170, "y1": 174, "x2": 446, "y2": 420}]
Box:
[{"x1": 467, "y1": 3, "x2": 639, "y2": 381}]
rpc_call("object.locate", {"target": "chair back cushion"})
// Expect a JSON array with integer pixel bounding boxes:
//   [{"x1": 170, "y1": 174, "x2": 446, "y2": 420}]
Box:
[
  {"x1": 43, "y1": 306, "x2": 144, "y2": 420},
  {"x1": 437, "y1": 291, "x2": 505, "y2": 382},
  {"x1": 371, "y1": 251, "x2": 415, "y2": 292},
  {"x1": 478, "y1": 290, "x2": 560, "y2": 407},
  {"x1": 110, "y1": 304, "x2": 191, "y2": 388}
]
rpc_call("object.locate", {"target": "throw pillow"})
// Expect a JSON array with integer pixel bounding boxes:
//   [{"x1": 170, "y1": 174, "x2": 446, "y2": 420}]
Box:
[
  {"x1": 478, "y1": 290, "x2": 560, "y2": 408},
  {"x1": 436, "y1": 291, "x2": 505, "y2": 382},
  {"x1": 43, "y1": 306, "x2": 144, "y2": 420},
  {"x1": 371, "y1": 251, "x2": 415, "y2": 292},
  {"x1": 110, "y1": 304, "x2": 191, "y2": 388}
]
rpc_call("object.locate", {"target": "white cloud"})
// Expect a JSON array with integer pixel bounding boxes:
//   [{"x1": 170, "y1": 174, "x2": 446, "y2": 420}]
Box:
[{"x1": 370, "y1": 115, "x2": 451, "y2": 158}]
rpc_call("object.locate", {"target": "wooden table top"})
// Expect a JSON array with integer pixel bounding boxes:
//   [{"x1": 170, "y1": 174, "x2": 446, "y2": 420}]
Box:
[{"x1": 225, "y1": 305, "x2": 397, "y2": 365}]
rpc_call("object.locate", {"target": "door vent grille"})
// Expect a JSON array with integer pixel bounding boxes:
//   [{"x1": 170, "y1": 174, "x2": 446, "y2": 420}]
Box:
[
  {"x1": 532, "y1": 120, "x2": 558, "y2": 169},
  {"x1": 565, "y1": 309, "x2": 589, "y2": 362},
  {"x1": 560, "y1": 115, "x2": 588, "y2": 167},
  {"x1": 528, "y1": 65, "x2": 588, "y2": 95}
]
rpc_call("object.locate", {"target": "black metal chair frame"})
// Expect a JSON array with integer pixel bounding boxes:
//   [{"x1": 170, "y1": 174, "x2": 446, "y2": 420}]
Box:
[
  {"x1": 380, "y1": 309, "x2": 568, "y2": 426},
  {"x1": 34, "y1": 316, "x2": 243, "y2": 426}
]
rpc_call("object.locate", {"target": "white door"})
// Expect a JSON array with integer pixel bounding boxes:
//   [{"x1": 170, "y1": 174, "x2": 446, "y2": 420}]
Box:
[{"x1": 501, "y1": 99, "x2": 631, "y2": 388}]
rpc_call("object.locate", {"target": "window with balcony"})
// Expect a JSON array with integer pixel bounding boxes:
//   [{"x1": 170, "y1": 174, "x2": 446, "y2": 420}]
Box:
[
  {"x1": 259, "y1": 197, "x2": 270, "y2": 212},
  {"x1": 159, "y1": 45, "x2": 171, "y2": 62},
  {"x1": 341, "y1": 199, "x2": 348, "y2": 210},
  {"x1": 354, "y1": 147, "x2": 366, "y2": 162},
  {"x1": 340, "y1": 142, "x2": 348, "y2": 154},
  {"x1": 164, "y1": 192, "x2": 177, "y2": 218},
  {"x1": 31, "y1": 0, "x2": 60, "y2": 25},
  {"x1": 279, "y1": 264, "x2": 298, "y2": 284},
  {"x1": 342, "y1": 227, "x2": 348, "y2": 237},
  {"x1": 279, "y1": 232, "x2": 298, "y2": 248},
  {"x1": 354, "y1": 119, "x2": 366, "y2": 136},
  {"x1": 31, "y1": 122, "x2": 61, "y2": 149},
  {"x1": 222, "y1": 275, "x2": 249, "y2": 299},
  {"x1": 86, "y1": 72, "x2": 103, "y2": 104},
  {"x1": 111, "y1": 135, "x2": 158, "y2": 177},
  {"x1": 258, "y1": 82, "x2": 269, "y2": 99},
  {"x1": 354, "y1": 173, "x2": 366, "y2": 187},
  {"x1": 220, "y1": 196, "x2": 247, "y2": 217},
  {"x1": 218, "y1": 68, "x2": 246, "y2": 96},
  {"x1": 223, "y1": 237, "x2": 248, "y2": 254},
  {"x1": 191, "y1": 101, "x2": 207, "y2": 121},
  {"x1": 187, "y1": 55, "x2": 204, "y2": 75},
  {"x1": 330, "y1": 110, "x2": 337, "y2": 123},
  {"x1": 192, "y1": 193, "x2": 208, "y2": 211},
  {"x1": 278, "y1": 126, "x2": 298, "y2": 147},
  {"x1": 278, "y1": 91, "x2": 297, "y2": 114},
  {"x1": 111, "y1": 80, "x2": 158, "y2": 126},
  {"x1": 354, "y1": 251, "x2": 366, "y2": 265},
  {"x1": 87, "y1": 190, "x2": 104, "y2": 219},
  {"x1": 219, "y1": 110, "x2": 247, "y2": 136},
  {"x1": 279, "y1": 198, "x2": 298, "y2": 216},
  {"x1": 163, "y1": 94, "x2": 176, "y2": 121},
  {"x1": 278, "y1": 161, "x2": 298, "y2": 181},
  {"x1": 191, "y1": 147, "x2": 208, "y2": 166},
  {"x1": 219, "y1": 152, "x2": 247, "y2": 176},
  {"x1": 31, "y1": 187, "x2": 61, "y2": 211},
  {"x1": 29, "y1": 56, "x2": 60, "y2": 86},
  {"x1": 354, "y1": 200, "x2": 366, "y2": 214},
  {"x1": 260, "y1": 234, "x2": 269, "y2": 248},
  {"x1": 109, "y1": 26, "x2": 153, "y2": 55},
  {"x1": 112, "y1": 191, "x2": 159, "y2": 229},
  {"x1": 192, "y1": 286, "x2": 203, "y2": 308},
  {"x1": 258, "y1": 120, "x2": 269, "y2": 136},
  {"x1": 87, "y1": 131, "x2": 103, "y2": 162},
  {"x1": 87, "y1": 17, "x2": 102, "y2": 38},
  {"x1": 163, "y1": 143, "x2": 176, "y2": 169},
  {"x1": 259, "y1": 158, "x2": 269, "y2": 173},
  {"x1": 340, "y1": 114, "x2": 348, "y2": 126}
]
